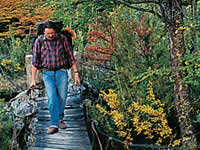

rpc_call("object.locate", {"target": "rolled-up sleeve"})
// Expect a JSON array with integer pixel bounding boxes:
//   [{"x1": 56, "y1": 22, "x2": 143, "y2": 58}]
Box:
[{"x1": 32, "y1": 38, "x2": 41, "y2": 68}]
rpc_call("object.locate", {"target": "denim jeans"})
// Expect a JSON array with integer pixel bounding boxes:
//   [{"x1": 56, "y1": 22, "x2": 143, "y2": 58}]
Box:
[{"x1": 42, "y1": 69, "x2": 68, "y2": 127}]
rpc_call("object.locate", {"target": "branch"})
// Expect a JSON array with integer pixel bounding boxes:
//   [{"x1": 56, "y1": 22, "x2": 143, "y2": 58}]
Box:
[
  {"x1": 125, "y1": 0, "x2": 159, "y2": 5},
  {"x1": 181, "y1": 0, "x2": 200, "y2": 6},
  {"x1": 158, "y1": 0, "x2": 171, "y2": 25},
  {"x1": 116, "y1": 0, "x2": 162, "y2": 19}
]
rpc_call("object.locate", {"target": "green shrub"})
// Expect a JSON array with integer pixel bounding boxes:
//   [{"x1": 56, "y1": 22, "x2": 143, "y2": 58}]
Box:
[
  {"x1": 0, "y1": 99, "x2": 13, "y2": 150},
  {"x1": 9, "y1": 26, "x2": 32, "y2": 66}
]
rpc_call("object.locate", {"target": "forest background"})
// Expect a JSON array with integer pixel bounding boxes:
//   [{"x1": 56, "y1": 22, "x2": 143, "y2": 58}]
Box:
[{"x1": 0, "y1": 0, "x2": 200, "y2": 150}]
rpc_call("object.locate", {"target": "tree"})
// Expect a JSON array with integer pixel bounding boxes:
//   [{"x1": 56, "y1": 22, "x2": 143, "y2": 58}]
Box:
[
  {"x1": 114, "y1": 0, "x2": 199, "y2": 149},
  {"x1": 0, "y1": 0, "x2": 52, "y2": 38}
]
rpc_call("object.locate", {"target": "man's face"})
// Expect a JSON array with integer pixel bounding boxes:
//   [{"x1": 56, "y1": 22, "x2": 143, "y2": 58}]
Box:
[{"x1": 44, "y1": 28, "x2": 56, "y2": 40}]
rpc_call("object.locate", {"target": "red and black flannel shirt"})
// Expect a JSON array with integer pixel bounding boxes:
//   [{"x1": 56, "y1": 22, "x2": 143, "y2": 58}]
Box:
[{"x1": 32, "y1": 34, "x2": 75, "y2": 70}]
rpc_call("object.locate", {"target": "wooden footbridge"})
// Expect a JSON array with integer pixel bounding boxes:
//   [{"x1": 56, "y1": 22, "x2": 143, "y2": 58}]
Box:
[{"x1": 30, "y1": 87, "x2": 92, "y2": 150}]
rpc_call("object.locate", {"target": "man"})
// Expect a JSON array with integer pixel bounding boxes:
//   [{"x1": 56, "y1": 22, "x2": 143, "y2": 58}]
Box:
[{"x1": 31, "y1": 21, "x2": 80, "y2": 134}]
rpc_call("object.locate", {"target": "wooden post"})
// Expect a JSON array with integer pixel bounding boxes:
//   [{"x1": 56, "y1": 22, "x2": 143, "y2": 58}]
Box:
[{"x1": 25, "y1": 55, "x2": 42, "y2": 87}]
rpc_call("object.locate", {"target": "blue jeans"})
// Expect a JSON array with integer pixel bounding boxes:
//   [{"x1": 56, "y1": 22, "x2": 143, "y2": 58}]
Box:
[{"x1": 42, "y1": 69, "x2": 68, "y2": 127}]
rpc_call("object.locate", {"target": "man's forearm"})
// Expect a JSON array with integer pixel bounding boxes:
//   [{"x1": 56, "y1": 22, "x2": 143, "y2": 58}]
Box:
[
  {"x1": 32, "y1": 65, "x2": 37, "y2": 83},
  {"x1": 71, "y1": 63, "x2": 78, "y2": 72}
]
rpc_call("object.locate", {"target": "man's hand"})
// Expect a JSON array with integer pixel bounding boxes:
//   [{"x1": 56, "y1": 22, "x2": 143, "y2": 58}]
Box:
[
  {"x1": 30, "y1": 80, "x2": 37, "y2": 89},
  {"x1": 72, "y1": 63, "x2": 80, "y2": 85},
  {"x1": 74, "y1": 73, "x2": 80, "y2": 85}
]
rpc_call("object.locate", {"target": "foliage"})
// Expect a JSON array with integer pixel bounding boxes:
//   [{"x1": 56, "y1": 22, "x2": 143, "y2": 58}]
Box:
[
  {"x1": 83, "y1": 6, "x2": 180, "y2": 148},
  {"x1": 48, "y1": 0, "x2": 115, "y2": 34},
  {"x1": 113, "y1": 1, "x2": 200, "y2": 148},
  {"x1": 85, "y1": 14, "x2": 116, "y2": 65},
  {"x1": 9, "y1": 26, "x2": 32, "y2": 66},
  {"x1": 0, "y1": 29, "x2": 30, "y2": 97},
  {"x1": 111, "y1": 8, "x2": 177, "y2": 129},
  {"x1": 0, "y1": 30, "x2": 30, "y2": 80},
  {"x1": 0, "y1": 26, "x2": 31, "y2": 76},
  {"x1": 0, "y1": 99, "x2": 13, "y2": 150},
  {"x1": 0, "y1": 74, "x2": 14, "y2": 98},
  {"x1": 180, "y1": 26, "x2": 200, "y2": 125},
  {"x1": 176, "y1": 2, "x2": 200, "y2": 125},
  {"x1": 84, "y1": 6, "x2": 173, "y2": 109},
  {"x1": 0, "y1": 58, "x2": 23, "y2": 76},
  {"x1": 95, "y1": 83, "x2": 180, "y2": 149},
  {"x1": 81, "y1": 12, "x2": 117, "y2": 90},
  {"x1": 0, "y1": 0, "x2": 53, "y2": 38}
]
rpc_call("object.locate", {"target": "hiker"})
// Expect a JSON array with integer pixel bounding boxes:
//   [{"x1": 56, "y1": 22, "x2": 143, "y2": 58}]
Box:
[{"x1": 30, "y1": 21, "x2": 80, "y2": 134}]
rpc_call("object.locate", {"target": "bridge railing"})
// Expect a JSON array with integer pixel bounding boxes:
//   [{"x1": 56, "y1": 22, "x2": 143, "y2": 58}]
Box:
[{"x1": 89, "y1": 120, "x2": 200, "y2": 150}]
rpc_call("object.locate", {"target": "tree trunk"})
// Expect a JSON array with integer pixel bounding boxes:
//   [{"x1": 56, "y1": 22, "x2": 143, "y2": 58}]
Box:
[{"x1": 167, "y1": 1, "x2": 197, "y2": 149}]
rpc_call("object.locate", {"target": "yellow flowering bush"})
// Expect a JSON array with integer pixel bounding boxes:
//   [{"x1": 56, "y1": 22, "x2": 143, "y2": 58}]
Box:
[
  {"x1": 0, "y1": 58, "x2": 22, "y2": 73},
  {"x1": 0, "y1": 74, "x2": 14, "y2": 96},
  {"x1": 97, "y1": 89, "x2": 133, "y2": 149},
  {"x1": 96, "y1": 81, "x2": 180, "y2": 149}
]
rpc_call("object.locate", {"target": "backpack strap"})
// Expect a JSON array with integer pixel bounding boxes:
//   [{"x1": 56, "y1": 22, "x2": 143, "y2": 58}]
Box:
[
  {"x1": 38, "y1": 35, "x2": 44, "y2": 48},
  {"x1": 57, "y1": 33, "x2": 64, "y2": 46}
]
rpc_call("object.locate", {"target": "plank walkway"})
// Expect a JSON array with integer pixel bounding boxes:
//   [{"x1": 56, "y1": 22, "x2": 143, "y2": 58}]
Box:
[{"x1": 30, "y1": 90, "x2": 92, "y2": 150}]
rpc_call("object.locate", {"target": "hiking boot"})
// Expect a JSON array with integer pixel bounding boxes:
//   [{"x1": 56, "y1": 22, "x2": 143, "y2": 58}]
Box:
[
  {"x1": 47, "y1": 127, "x2": 58, "y2": 134},
  {"x1": 59, "y1": 120, "x2": 67, "y2": 129}
]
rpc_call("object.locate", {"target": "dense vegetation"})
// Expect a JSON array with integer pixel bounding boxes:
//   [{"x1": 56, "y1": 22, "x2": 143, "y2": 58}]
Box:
[{"x1": 0, "y1": 0, "x2": 199, "y2": 149}]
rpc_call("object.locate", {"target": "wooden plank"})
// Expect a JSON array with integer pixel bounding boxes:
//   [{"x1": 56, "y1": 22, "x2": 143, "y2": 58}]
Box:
[
  {"x1": 36, "y1": 130, "x2": 90, "y2": 136},
  {"x1": 35, "y1": 138, "x2": 91, "y2": 145},
  {"x1": 37, "y1": 105, "x2": 82, "y2": 110},
  {"x1": 37, "y1": 108, "x2": 84, "y2": 115},
  {"x1": 37, "y1": 116, "x2": 85, "y2": 121},
  {"x1": 36, "y1": 95, "x2": 82, "y2": 106},
  {"x1": 32, "y1": 145, "x2": 92, "y2": 150},
  {"x1": 36, "y1": 120, "x2": 86, "y2": 128},
  {"x1": 31, "y1": 147, "x2": 63, "y2": 150},
  {"x1": 35, "y1": 133, "x2": 90, "y2": 141},
  {"x1": 36, "y1": 126, "x2": 87, "y2": 132},
  {"x1": 37, "y1": 112, "x2": 84, "y2": 118},
  {"x1": 35, "y1": 94, "x2": 82, "y2": 103},
  {"x1": 33, "y1": 143, "x2": 92, "y2": 150},
  {"x1": 37, "y1": 103, "x2": 82, "y2": 110}
]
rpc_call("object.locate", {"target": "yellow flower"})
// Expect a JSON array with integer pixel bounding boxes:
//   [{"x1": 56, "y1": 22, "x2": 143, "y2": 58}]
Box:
[
  {"x1": 96, "y1": 104, "x2": 108, "y2": 115},
  {"x1": 1, "y1": 59, "x2": 12, "y2": 66},
  {"x1": 171, "y1": 139, "x2": 181, "y2": 147},
  {"x1": 116, "y1": 130, "x2": 127, "y2": 137},
  {"x1": 178, "y1": 26, "x2": 187, "y2": 30},
  {"x1": 127, "y1": 106, "x2": 132, "y2": 113},
  {"x1": 189, "y1": 24, "x2": 194, "y2": 27},
  {"x1": 133, "y1": 115, "x2": 139, "y2": 123}
]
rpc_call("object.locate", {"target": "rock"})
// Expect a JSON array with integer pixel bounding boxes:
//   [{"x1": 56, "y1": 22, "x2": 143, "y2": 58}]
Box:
[
  {"x1": 7, "y1": 87, "x2": 45, "y2": 148},
  {"x1": 81, "y1": 81, "x2": 99, "y2": 100}
]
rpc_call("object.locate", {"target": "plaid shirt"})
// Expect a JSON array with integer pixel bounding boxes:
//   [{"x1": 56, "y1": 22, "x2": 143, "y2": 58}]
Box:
[{"x1": 32, "y1": 34, "x2": 75, "y2": 69}]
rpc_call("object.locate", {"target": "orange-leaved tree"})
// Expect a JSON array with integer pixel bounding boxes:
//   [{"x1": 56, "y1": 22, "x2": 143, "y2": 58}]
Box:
[
  {"x1": 84, "y1": 13, "x2": 116, "y2": 66},
  {"x1": 0, "y1": 0, "x2": 52, "y2": 38}
]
